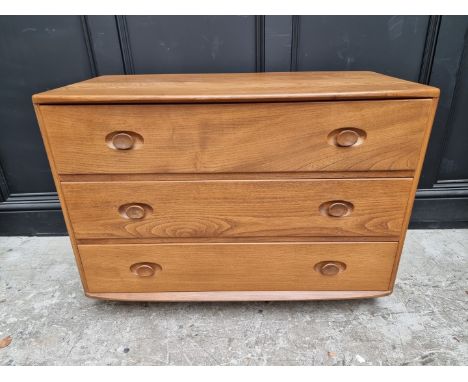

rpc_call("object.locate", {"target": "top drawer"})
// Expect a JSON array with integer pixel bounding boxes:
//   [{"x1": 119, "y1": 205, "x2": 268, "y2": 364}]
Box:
[{"x1": 39, "y1": 100, "x2": 432, "y2": 174}]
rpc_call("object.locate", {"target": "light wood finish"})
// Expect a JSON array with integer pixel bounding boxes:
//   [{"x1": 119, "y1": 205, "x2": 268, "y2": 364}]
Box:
[
  {"x1": 107, "y1": 132, "x2": 141, "y2": 150},
  {"x1": 33, "y1": 104, "x2": 89, "y2": 290},
  {"x1": 122, "y1": 205, "x2": 145, "y2": 219},
  {"x1": 119, "y1": 203, "x2": 152, "y2": 220},
  {"x1": 320, "y1": 200, "x2": 354, "y2": 218},
  {"x1": 59, "y1": 171, "x2": 415, "y2": 181},
  {"x1": 85, "y1": 290, "x2": 392, "y2": 302},
  {"x1": 79, "y1": 242, "x2": 398, "y2": 293},
  {"x1": 130, "y1": 262, "x2": 162, "y2": 277},
  {"x1": 314, "y1": 261, "x2": 347, "y2": 276},
  {"x1": 39, "y1": 100, "x2": 432, "y2": 174},
  {"x1": 389, "y1": 97, "x2": 440, "y2": 289},
  {"x1": 62, "y1": 179, "x2": 412, "y2": 239},
  {"x1": 32, "y1": 71, "x2": 439, "y2": 301},
  {"x1": 334, "y1": 129, "x2": 361, "y2": 147},
  {"x1": 75, "y1": 236, "x2": 399, "y2": 244},
  {"x1": 32, "y1": 71, "x2": 439, "y2": 104}
]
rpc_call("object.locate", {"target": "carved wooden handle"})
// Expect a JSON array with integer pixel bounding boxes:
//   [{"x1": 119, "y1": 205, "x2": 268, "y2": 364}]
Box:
[
  {"x1": 328, "y1": 201, "x2": 351, "y2": 217},
  {"x1": 328, "y1": 128, "x2": 366, "y2": 148},
  {"x1": 319, "y1": 200, "x2": 354, "y2": 217},
  {"x1": 336, "y1": 129, "x2": 359, "y2": 147},
  {"x1": 113, "y1": 132, "x2": 134, "y2": 149},
  {"x1": 130, "y1": 262, "x2": 162, "y2": 277},
  {"x1": 125, "y1": 204, "x2": 146, "y2": 219},
  {"x1": 119, "y1": 203, "x2": 152, "y2": 220},
  {"x1": 314, "y1": 261, "x2": 347, "y2": 276},
  {"x1": 106, "y1": 131, "x2": 143, "y2": 150}
]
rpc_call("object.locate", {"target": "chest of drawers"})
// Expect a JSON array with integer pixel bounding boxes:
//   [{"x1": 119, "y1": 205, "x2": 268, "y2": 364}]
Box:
[{"x1": 33, "y1": 71, "x2": 439, "y2": 301}]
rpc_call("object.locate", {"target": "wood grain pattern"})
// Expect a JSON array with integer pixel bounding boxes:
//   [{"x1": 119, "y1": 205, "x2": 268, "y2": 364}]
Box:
[
  {"x1": 388, "y1": 97, "x2": 440, "y2": 290},
  {"x1": 32, "y1": 71, "x2": 439, "y2": 104},
  {"x1": 79, "y1": 242, "x2": 399, "y2": 293},
  {"x1": 58, "y1": 170, "x2": 416, "y2": 182},
  {"x1": 75, "y1": 236, "x2": 399, "y2": 245},
  {"x1": 62, "y1": 178, "x2": 412, "y2": 239},
  {"x1": 85, "y1": 290, "x2": 393, "y2": 302},
  {"x1": 31, "y1": 71, "x2": 440, "y2": 301},
  {"x1": 32, "y1": 104, "x2": 90, "y2": 290},
  {"x1": 39, "y1": 100, "x2": 432, "y2": 174}
]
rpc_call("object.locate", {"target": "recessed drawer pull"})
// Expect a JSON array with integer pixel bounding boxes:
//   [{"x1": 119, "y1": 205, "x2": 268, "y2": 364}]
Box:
[
  {"x1": 119, "y1": 203, "x2": 153, "y2": 220},
  {"x1": 314, "y1": 261, "x2": 347, "y2": 276},
  {"x1": 130, "y1": 262, "x2": 162, "y2": 277},
  {"x1": 319, "y1": 200, "x2": 354, "y2": 217},
  {"x1": 106, "y1": 131, "x2": 143, "y2": 150},
  {"x1": 328, "y1": 128, "x2": 366, "y2": 148}
]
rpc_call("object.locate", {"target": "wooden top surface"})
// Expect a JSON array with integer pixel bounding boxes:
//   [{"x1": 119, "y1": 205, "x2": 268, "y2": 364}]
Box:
[{"x1": 33, "y1": 71, "x2": 439, "y2": 104}]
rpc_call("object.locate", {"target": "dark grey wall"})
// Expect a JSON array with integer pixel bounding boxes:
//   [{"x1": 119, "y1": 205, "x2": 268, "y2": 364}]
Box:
[{"x1": 0, "y1": 15, "x2": 467, "y2": 234}]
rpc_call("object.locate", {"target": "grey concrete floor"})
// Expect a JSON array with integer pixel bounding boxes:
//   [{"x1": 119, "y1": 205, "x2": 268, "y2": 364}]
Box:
[{"x1": 0, "y1": 230, "x2": 467, "y2": 366}]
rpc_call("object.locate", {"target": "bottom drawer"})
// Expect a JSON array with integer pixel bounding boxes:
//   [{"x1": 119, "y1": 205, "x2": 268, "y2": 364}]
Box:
[{"x1": 79, "y1": 242, "x2": 398, "y2": 293}]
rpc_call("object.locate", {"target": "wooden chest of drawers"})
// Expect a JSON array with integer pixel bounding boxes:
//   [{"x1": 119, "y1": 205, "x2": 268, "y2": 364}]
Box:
[{"x1": 33, "y1": 72, "x2": 439, "y2": 301}]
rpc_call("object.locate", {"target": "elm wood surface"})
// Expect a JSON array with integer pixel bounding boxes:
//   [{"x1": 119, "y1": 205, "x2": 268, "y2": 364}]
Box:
[
  {"x1": 388, "y1": 98, "x2": 440, "y2": 289},
  {"x1": 58, "y1": 171, "x2": 416, "y2": 181},
  {"x1": 75, "y1": 236, "x2": 400, "y2": 244},
  {"x1": 85, "y1": 290, "x2": 393, "y2": 302},
  {"x1": 33, "y1": 104, "x2": 89, "y2": 290},
  {"x1": 61, "y1": 179, "x2": 412, "y2": 239},
  {"x1": 105, "y1": 131, "x2": 144, "y2": 151},
  {"x1": 314, "y1": 261, "x2": 347, "y2": 276},
  {"x1": 32, "y1": 71, "x2": 440, "y2": 301},
  {"x1": 130, "y1": 262, "x2": 162, "y2": 277},
  {"x1": 320, "y1": 201, "x2": 354, "y2": 217},
  {"x1": 32, "y1": 71, "x2": 439, "y2": 104},
  {"x1": 334, "y1": 129, "x2": 362, "y2": 147},
  {"x1": 39, "y1": 100, "x2": 432, "y2": 174},
  {"x1": 78, "y1": 242, "x2": 398, "y2": 293}
]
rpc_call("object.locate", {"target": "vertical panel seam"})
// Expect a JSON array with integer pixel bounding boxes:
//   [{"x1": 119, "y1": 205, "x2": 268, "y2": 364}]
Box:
[
  {"x1": 290, "y1": 16, "x2": 300, "y2": 71},
  {"x1": 255, "y1": 16, "x2": 266, "y2": 72},
  {"x1": 0, "y1": 164, "x2": 10, "y2": 202},
  {"x1": 418, "y1": 16, "x2": 442, "y2": 84},
  {"x1": 80, "y1": 15, "x2": 98, "y2": 77},
  {"x1": 115, "y1": 16, "x2": 135, "y2": 74}
]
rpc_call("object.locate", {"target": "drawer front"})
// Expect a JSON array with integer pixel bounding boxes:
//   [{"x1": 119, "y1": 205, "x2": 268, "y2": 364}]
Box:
[
  {"x1": 63, "y1": 179, "x2": 411, "y2": 239},
  {"x1": 79, "y1": 242, "x2": 398, "y2": 293},
  {"x1": 40, "y1": 100, "x2": 431, "y2": 174}
]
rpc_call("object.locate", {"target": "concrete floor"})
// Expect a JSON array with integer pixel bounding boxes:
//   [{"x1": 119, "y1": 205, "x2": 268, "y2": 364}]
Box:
[{"x1": 0, "y1": 230, "x2": 466, "y2": 366}]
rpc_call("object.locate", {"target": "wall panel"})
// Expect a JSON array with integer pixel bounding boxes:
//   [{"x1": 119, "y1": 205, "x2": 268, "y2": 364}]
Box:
[{"x1": 0, "y1": 15, "x2": 467, "y2": 234}]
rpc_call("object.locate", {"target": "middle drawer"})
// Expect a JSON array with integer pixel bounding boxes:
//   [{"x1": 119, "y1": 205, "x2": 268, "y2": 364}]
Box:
[{"x1": 62, "y1": 178, "x2": 411, "y2": 239}]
